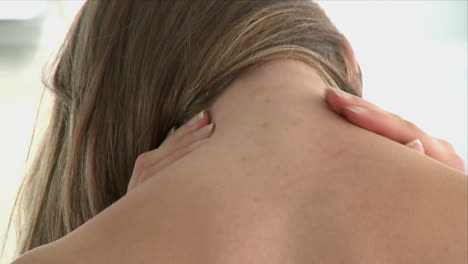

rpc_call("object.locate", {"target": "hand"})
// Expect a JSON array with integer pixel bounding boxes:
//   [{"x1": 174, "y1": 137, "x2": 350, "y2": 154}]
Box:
[
  {"x1": 127, "y1": 110, "x2": 216, "y2": 192},
  {"x1": 325, "y1": 87, "x2": 466, "y2": 174}
]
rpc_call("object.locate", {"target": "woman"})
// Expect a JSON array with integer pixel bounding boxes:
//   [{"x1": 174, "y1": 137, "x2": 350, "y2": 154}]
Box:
[{"x1": 7, "y1": 0, "x2": 466, "y2": 263}]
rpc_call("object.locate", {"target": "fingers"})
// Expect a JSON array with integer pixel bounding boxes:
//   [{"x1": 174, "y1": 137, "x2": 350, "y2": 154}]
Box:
[
  {"x1": 325, "y1": 87, "x2": 467, "y2": 173},
  {"x1": 326, "y1": 93, "x2": 428, "y2": 147},
  {"x1": 325, "y1": 87, "x2": 384, "y2": 115},
  {"x1": 147, "y1": 110, "x2": 210, "y2": 167},
  {"x1": 129, "y1": 110, "x2": 215, "y2": 191},
  {"x1": 160, "y1": 109, "x2": 210, "y2": 148},
  {"x1": 139, "y1": 122, "x2": 215, "y2": 184},
  {"x1": 140, "y1": 136, "x2": 211, "y2": 184},
  {"x1": 325, "y1": 87, "x2": 438, "y2": 152}
]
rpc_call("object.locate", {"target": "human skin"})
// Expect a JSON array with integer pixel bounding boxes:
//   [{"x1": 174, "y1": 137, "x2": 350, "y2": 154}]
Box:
[
  {"x1": 13, "y1": 60, "x2": 467, "y2": 263},
  {"x1": 127, "y1": 110, "x2": 215, "y2": 192},
  {"x1": 325, "y1": 87, "x2": 466, "y2": 173}
]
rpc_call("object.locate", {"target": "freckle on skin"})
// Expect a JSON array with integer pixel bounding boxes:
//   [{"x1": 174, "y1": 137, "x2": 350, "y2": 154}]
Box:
[
  {"x1": 240, "y1": 156, "x2": 249, "y2": 163},
  {"x1": 330, "y1": 147, "x2": 346, "y2": 159},
  {"x1": 260, "y1": 121, "x2": 268, "y2": 129}
]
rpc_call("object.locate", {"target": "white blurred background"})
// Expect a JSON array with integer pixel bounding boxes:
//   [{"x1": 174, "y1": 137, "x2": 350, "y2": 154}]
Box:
[{"x1": 0, "y1": 1, "x2": 466, "y2": 263}]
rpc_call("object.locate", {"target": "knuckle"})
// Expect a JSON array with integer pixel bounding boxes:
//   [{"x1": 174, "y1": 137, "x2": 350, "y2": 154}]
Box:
[
  {"x1": 136, "y1": 152, "x2": 149, "y2": 164},
  {"x1": 134, "y1": 152, "x2": 150, "y2": 174},
  {"x1": 132, "y1": 163, "x2": 145, "y2": 178},
  {"x1": 438, "y1": 138, "x2": 452, "y2": 147},
  {"x1": 389, "y1": 112, "x2": 402, "y2": 119},
  {"x1": 434, "y1": 137, "x2": 456, "y2": 151},
  {"x1": 403, "y1": 119, "x2": 419, "y2": 131}
]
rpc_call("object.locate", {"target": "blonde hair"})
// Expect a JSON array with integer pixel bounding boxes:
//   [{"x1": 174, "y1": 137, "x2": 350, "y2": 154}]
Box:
[{"x1": 3, "y1": 0, "x2": 362, "y2": 258}]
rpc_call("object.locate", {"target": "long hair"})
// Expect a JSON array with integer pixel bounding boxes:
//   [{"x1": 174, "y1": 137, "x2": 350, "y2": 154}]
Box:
[{"x1": 4, "y1": 0, "x2": 362, "y2": 258}]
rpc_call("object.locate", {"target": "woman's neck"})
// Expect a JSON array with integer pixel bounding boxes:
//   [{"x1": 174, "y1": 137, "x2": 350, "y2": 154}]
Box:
[{"x1": 40, "y1": 59, "x2": 467, "y2": 264}]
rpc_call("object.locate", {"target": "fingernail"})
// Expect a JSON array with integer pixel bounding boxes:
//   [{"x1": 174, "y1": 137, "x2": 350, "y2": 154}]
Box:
[
  {"x1": 168, "y1": 127, "x2": 176, "y2": 136},
  {"x1": 186, "y1": 110, "x2": 206, "y2": 126},
  {"x1": 345, "y1": 106, "x2": 367, "y2": 114},
  {"x1": 330, "y1": 87, "x2": 353, "y2": 100},
  {"x1": 406, "y1": 139, "x2": 424, "y2": 153},
  {"x1": 193, "y1": 123, "x2": 214, "y2": 137}
]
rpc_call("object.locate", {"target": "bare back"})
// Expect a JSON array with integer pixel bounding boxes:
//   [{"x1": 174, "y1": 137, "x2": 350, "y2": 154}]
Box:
[{"x1": 31, "y1": 60, "x2": 467, "y2": 264}]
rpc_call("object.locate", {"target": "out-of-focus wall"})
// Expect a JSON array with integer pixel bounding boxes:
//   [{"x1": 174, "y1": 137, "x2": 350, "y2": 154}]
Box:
[
  {"x1": 0, "y1": 1, "x2": 466, "y2": 263},
  {"x1": 317, "y1": 1, "x2": 467, "y2": 164},
  {"x1": 0, "y1": 2, "x2": 85, "y2": 262}
]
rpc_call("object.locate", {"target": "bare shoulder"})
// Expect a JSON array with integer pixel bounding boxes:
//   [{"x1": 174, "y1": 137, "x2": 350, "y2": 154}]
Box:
[
  {"x1": 286, "y1": 133, "x2": 468, "y2": 263},
  {"x1": 183, "y1": 59, "x2": 468, "y2": 263},
  {"x1": 10, "y1": 244, "x2": 62, "y2": 264},
  {"x1": 35, "y1": 59, "x2": 467, "y2": 264},
  {"x1": 142, "y1": 58, "x2": 467, "y2": 263},
  {"x1": 142, "y1": 59, "x2": 467, "y2": 263}
]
